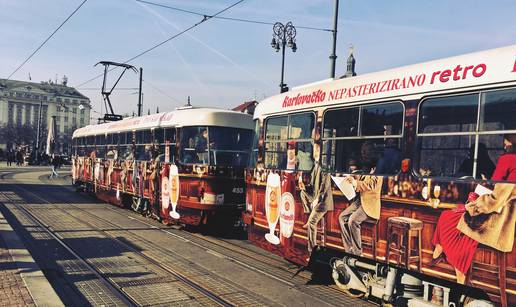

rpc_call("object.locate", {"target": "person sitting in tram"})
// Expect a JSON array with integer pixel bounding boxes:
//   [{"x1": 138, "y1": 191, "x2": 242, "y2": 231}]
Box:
[
  {"x1": 376, "y1": 139, "x2": 402, "y2": 175},
  {"x1": 458, "y1": 143, "x2": 495, "y2": 179},
  {"x1": 195, "y1": 129, "x2": 208, "y2": 163},
  {"x1": 430, "y1": 133, "x2": 516, "y2": 284}
]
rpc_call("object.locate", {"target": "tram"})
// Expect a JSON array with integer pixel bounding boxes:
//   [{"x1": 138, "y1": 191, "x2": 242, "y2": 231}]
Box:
[
  {"x1": 71, "y1": 107, "x2": 254, "y2": 226},
  {"x1": 243, "y1": 45, "x2": 516, "y2": 306}
]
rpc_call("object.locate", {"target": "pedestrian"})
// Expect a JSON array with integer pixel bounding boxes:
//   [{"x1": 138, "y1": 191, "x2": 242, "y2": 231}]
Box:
[{"x1": 49, "y1": 154, "x2": 59, "y2": 179}]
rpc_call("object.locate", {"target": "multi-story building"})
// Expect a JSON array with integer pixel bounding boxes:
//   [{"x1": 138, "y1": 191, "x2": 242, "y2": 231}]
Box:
[{"x1": 0, "y1": 77, "x2": 91, "y2": 154}]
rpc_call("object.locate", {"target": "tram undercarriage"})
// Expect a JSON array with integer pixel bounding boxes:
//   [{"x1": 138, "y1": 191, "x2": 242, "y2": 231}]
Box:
[{"x1": 305, "y1": 248, "x2": 495, "y2": 307}]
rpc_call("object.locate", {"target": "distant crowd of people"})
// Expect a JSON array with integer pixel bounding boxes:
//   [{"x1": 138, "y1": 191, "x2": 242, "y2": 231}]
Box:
[{"x1": 1, "y1": 148, "x2": 65, "y2": 169}]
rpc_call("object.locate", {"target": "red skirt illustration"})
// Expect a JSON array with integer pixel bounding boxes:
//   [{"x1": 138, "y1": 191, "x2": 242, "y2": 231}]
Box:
[{"x1": 432, "y1": 204, "x2": 478, "y2": 274}]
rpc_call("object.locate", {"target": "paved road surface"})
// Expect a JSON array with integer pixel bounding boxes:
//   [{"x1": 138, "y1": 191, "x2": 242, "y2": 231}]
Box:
[{"x1": 0, "y1": 165, "x2": 376, "y2": 306}]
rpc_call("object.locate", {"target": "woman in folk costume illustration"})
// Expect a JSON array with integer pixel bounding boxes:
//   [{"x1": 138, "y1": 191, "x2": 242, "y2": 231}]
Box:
[{"x1": 430, "y1": 134, "x2": 516, "y2": 284}]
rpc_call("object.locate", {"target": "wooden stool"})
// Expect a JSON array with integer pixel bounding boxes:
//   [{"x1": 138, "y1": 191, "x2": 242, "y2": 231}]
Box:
[
  {"x1": 361, "y1": 219, "x2": 378, "y2": 260},
  {"x1": 467, "y1": 245, "x2": 507, "y2": 307},
  {"x1": 385, "y1": 216, "x2": 423, "y2": 271}
]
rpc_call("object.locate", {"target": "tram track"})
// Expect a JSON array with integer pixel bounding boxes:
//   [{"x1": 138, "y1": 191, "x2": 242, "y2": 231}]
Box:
[
  {"x1": 2, "y1": 169, "x2": 375, "y2": 306},
  {"x1": 13, "y1": 203, "x2": 138, "y2": 307},
  {"x1": 101, "y1": 206, "x2": 378, "y2": 306},
  {"x1": 9, "y1": 183, "x2": 275, "y2": 307}
]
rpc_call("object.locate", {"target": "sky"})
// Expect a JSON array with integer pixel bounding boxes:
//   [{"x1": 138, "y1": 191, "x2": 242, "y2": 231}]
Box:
[{"x1": 1, "y1": 0, "x2": 516, "y2": 120}]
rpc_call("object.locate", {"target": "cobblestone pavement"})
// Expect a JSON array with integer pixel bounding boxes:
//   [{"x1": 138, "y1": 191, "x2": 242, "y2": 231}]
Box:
[
  {"x1": 0, "y1": 166, "x2": 377, "y2": 306},
  {"x1": 0, "y1": 236, "x2": 36, "y2": 307}
]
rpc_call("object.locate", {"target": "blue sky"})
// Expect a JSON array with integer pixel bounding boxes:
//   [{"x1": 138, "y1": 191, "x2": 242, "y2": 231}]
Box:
[{"x1": 1, "y1": 0, "x2": 515, "y2": 119}]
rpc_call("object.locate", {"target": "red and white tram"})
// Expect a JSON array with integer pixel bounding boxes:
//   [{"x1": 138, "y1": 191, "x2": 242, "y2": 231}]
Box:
[
  {"x1": 244, "y1": 45, "x2": 516, "y2": 306},
  {"x1": 72, "y1": 107, "x2": 254, "y2": 226}
]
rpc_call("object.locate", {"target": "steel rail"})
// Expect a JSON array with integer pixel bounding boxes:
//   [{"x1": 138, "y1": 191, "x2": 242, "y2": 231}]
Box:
[
  {"x1": 13, "y1": 184, "x2": 233, "y2": 307},
  {"x1": 9, "y1": 195, "x2": 137, "y2": 307}
]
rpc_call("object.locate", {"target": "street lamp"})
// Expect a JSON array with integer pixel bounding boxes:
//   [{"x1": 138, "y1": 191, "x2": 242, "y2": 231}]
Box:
[{"x1": 271, "y1": 21, "x2": 297, "y2": 93}]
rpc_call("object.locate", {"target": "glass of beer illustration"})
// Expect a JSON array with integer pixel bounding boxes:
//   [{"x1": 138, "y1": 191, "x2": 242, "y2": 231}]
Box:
[
  {"x1": 265, "y1": 173, "x2": 281, "y2": 245},
  {"x1": 169, "y1": 164, "x2": 180, "y2": 219}
]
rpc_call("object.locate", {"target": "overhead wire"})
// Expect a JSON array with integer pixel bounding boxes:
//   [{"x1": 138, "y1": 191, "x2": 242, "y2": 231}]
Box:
[
  {"x1": 7, "y1": 0, "x2": 89, "y2": 80},
  {"x1": 135, "y1": 0, "x2": 332, "y2": 32},
  {"x1": 74, "y1": 0, "x2": 245, "y2": 89}
]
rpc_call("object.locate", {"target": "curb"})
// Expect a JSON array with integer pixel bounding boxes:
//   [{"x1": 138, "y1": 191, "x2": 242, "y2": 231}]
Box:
[{"x1": 0, "y1": 210, "x2": 64, "y2": 307}]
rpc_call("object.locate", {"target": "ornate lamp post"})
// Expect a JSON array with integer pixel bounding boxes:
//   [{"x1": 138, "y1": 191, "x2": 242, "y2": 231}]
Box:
[{"x1": 271, "y1": 22, "x2": 297, "y2": 93}]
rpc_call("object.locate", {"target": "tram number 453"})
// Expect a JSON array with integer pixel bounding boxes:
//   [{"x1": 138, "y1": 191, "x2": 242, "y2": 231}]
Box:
[{"x1": 232, "y1": 188, "x2": 244, "y2": 194}]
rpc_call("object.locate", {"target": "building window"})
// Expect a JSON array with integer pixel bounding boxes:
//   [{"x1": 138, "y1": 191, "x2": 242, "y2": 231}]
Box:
[
  {"x1": 80, "y1": 118, "x2": 84, "y2": 126},
  {"x1": 57, "y1": 98, "x2": 62, "y2": 102},
  {"x1": 57, "y1": 106, "x2": 61, "y2": 112},
  {"x1": 73, "y1": 99, "x2": 77, "y2": 104},
  {"x1": 65, "y1": 98, "x2": 70, "y2": 103},
  {"x1": 64, "y1": 117, "x2": 68, "y2": 122},
  {"x1": 80, "y1": 109, "x2": 85, "y2": 115},
  {"x1": 72, "y1": 107, "x2": 77, "y2": 114}
]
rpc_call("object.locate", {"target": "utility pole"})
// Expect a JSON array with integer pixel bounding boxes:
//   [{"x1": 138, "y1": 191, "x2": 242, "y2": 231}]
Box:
[
  {"x1": 138, "y1": 67, "x2": 143, "y2": 116},
  {"x1": 329, "y1": 0, "x2": 339, "y2": 78}
]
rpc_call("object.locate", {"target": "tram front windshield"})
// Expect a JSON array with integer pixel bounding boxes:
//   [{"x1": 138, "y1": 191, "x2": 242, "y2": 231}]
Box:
[{"x1": 180, "y1": 126, "x2": 252, "y2": 166}]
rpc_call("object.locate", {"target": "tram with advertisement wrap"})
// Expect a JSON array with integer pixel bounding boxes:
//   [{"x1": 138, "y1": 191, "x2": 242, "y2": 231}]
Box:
[
  {"x1": 243, "y1": 45, "x2": 516, "y2": 306},
  {"x1": 71, "y1": 107, "x2": 254, "y2": 226}
]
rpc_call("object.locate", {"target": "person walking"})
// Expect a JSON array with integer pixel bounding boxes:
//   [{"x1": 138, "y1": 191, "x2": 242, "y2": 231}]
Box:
[{"x1": 49, "y1": 154, "x2": 59, "y2": 179}]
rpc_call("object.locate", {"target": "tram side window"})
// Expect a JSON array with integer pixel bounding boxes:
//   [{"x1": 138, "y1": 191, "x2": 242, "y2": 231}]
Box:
[
  {"x1": 417, "y1": 88, "x2": 516, "y2": 180},
  {"x1": 95, "y1": 135, "x2": 106, "y2": 159},
  {"x1": 105, "y1": 133, "x2": 118, "y2": 160},
  {"x1": 119, "y1": 131, "x2": 134, "y2": 160},
  {"x1": 264, "y1": 113, "x2": 314, "y2": 170},
  {"x1": 180, "y1": 127, "x2": 208, "y2": 164},
  {"x1": 86, "y1": 136, "x2": 94, "y2": 156},
  {"x1": 322, "y1": 102, "x2": 403, "y2": 174},
  {"x1": 78, "y1": 137, "x2": 85, "y2": 156},
  {"x1": 159, "y1": 128, "x2": 176, "y2": 162},
  {"x1": 135, "y1": 129, "x2": 153, "y2": 161}
]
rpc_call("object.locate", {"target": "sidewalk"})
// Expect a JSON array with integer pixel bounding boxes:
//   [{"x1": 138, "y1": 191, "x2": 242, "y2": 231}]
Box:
[{"x1": 0, "y1": 210, "x2": 63, "y2": 307}]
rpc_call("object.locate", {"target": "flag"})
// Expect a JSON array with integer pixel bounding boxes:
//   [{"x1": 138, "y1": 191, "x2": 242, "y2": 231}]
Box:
[{"x1": 46, "y1": 117, "x2": 56, "y2": 155}]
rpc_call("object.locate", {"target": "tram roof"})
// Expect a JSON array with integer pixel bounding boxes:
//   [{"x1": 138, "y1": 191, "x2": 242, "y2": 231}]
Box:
[
  {"x1": 254, "y1": 44, "x2": 516, "y2": 118},
  {"x1": 73, "y1": 107, "x2": 253, "y2": 138}
]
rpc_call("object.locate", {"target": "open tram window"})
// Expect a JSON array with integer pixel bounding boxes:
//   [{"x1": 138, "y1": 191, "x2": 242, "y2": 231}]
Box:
[
  {"x1": 322, "y1": 102, "x2": 403, "y2": 175},
  {"x1": 417, "y1": 88, "x2": 516, "y2": 180},
  {"x1": 264, "y1": 113, "x2": 314, "y2": 170}
]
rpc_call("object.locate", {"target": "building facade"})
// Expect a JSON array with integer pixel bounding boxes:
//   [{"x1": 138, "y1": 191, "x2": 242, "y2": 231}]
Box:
[{"x1": 0, "y1": 77, "x2": 91, "y2": 154}]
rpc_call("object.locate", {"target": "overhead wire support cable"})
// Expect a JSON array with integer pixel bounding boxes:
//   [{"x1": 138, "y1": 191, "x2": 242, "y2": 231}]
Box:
[
  {"x1": 135, "y1": 0, "x2": 332, "y2": 32},
  {"x1": 7, "y1": 0, "x2": 89, "y2": 80},
  {"x1": 75, "y1": 0, "x2": 245, "y2": 89}
]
